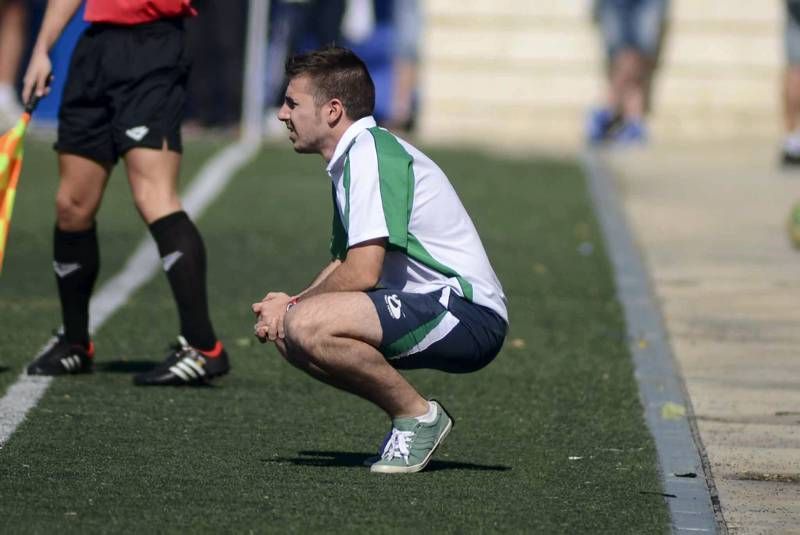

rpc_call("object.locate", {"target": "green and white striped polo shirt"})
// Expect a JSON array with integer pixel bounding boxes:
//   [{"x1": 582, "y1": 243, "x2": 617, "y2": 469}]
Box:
[{"x1": 325, "y1": 116, "x2": 508, "y2": 323}]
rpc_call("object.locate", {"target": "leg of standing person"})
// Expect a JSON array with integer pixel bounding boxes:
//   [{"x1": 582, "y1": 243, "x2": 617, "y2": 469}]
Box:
[
  {"x1": 587, "y1": 0, "x2": 667, "y2": 145},
  {"x1": 587, "y1": 0, "x2": 625, "y2": 144},
  {"x1": 783, "y1": 2, "x2": 800, "y2": 247},
  {"x1": 26, "y1": 153, "x2": 109, "y2": 376},
  {"x1": 0, "y1": 0, "x2": 25, "y2": 128},
  {"x1": 113, "y1": 20, "x2": 229, "y2": 386},
  {"x1": 52, "y1": 155, "x2": 109, "y2": 346},
  {"x1": 782, "y1": 1, "x2": 800, "y2": 165},
  {"x1": 613, "y1": 0, "x2": 667, "y2": 143},
  {"x1": 384, "y1": 0, "x2": 422, "y2": 133},
  {"x1": 124, "y1": 144, "x2": 229, "y2": 387},
  {"x1": 603, "y1": 0, "x2": 650, "y2": 143},
  {"x1": 28, "y1": 18, "x2": 228, "y2": 383},
  {"x1": 783, "y1": 67, "x2": 800, "y2": 164},
  {"x1": 125, "y1": 145, "x2": 222, "y2": 357},
  {"x1": 27, "y1": 24, "x2": 115, "y2": 377}
]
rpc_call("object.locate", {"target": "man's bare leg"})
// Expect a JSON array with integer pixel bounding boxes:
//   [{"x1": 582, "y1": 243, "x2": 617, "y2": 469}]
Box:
[
  {"x1": 124, "y1": 145, "x2": 223, "y2": 378},
  {"x1": 277, "y1": 292, "x2": 429, "y2": 419},
  {"x1": 50, "y1": 153, "x2": 108, "y2": 349},
  {"x1": 124, "y1": 145, "x2": 182, "y2": 224},
  {"x1": 609, "y1": 48, "x2": 648, "y2": 122},
  {"x1": 784, "y1": 66, "x2": 800, "y2": 134},
  {"x1": 55, "y1": 153, "x2": 111, "y2": 230}
]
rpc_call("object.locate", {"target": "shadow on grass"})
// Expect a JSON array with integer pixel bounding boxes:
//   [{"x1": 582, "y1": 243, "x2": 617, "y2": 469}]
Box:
[
  {"x1": 267, "y1": 450, "x2": 511, "y2": 472},
  {"x1": 0, "y1": 365, "x2": 9, "y2": 375}
]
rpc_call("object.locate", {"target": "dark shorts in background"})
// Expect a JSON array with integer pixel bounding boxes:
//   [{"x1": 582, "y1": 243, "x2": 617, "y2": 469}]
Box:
[
  {"x1": 366, "y1": 287, "x2": 507, "y2": 374},
  {"x1": 55, "y1": 18, "x2": 190, "y2": 164},
  {"x1": 788, "y1": 1, "x2": 800, "y2": 65},
  {"x1": 596, "y1": 0, "x2": 668, "y2": 59}
]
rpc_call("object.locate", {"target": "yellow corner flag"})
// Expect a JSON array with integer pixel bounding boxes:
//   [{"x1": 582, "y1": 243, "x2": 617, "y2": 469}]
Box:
[{"x1": 0, "y1": 112, "x2": 31, "y2": 273}]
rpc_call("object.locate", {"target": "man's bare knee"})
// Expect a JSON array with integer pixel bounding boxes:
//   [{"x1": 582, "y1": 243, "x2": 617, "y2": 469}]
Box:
[
  {"x1": 273, "y1": 337, "x2": 300, "y2": 364},
  {"x1": 55, "y1": 191, "x2": 94, "y2": 230},
  {"x1": 284, "y1": 307, "x2": 325, "y2": 358},
  {"x1": 54, "y1": 154, "x2": 109, "y2": 230},
  {"x1": 274, "y1": 330, "x2": 319, "y2": 373}
]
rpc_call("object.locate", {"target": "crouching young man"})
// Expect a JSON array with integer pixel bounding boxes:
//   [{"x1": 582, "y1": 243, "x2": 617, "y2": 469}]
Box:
[{"x1": 252, "y1": 47, "x2": 508, "y2": 473}]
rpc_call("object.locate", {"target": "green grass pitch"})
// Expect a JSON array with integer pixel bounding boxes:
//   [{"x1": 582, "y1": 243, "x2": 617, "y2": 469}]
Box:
[{"x1": 0, "y1": 138, "x2": 669, "y2": 533}]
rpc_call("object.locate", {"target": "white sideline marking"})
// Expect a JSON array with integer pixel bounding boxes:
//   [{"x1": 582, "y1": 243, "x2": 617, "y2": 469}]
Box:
[{"x1": 0, "y1": 139, "x2": 261, "y2": 449}]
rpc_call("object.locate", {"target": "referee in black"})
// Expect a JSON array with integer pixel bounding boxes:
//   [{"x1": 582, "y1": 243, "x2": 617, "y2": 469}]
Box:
[{"x1": 22, "y1": 0, "x2": 229, "y2": 386}]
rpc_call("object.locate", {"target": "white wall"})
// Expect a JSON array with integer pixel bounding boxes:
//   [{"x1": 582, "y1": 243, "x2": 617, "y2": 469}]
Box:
[{"x1": 418, "y1": 0, "x2": 784, "y2": 151}]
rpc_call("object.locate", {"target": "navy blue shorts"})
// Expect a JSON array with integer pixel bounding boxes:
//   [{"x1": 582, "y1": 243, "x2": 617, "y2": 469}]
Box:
[{"x1": 366, "y1": 287, "x2": 507, "y2": 373}]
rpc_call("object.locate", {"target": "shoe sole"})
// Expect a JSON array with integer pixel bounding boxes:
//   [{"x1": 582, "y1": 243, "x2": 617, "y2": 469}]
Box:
[
  {"x1": 27, "y1": 367, "x2": 93, "y2": 376},
  {"x1": 27, "y1": 359, "x2": 94, "y2": 376},
  {"x1": 370, "y1": 417, "x2": 453, "y2": 474},
  {"x1": 198, "y1": 366, "x2": 230, "y2": 385},
  {"x1": 133, "y1": 365, "x2": 230, "y2": 386}
]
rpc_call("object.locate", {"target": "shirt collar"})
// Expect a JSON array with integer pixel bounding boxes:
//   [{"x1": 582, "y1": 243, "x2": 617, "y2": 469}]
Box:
[{"x1": 326, "y1": 116, "x2": 377, "y2": 175}]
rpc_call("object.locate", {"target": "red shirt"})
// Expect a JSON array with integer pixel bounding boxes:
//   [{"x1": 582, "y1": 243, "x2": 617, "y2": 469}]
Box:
[{"x1": 85, "y1": 0, "x2": 196, "y2": 25}]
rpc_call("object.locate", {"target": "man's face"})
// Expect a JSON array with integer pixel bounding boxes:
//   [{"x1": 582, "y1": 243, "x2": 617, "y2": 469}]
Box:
[{"x1": 277, "y1": 75, "x2": 327, "y2": 154}]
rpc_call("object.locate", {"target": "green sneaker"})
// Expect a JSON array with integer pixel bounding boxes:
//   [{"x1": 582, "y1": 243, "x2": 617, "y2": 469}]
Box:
[
  {"x1": 789, "y1": 203, "x2": 800, "y2": 249},
  {"x1": 370, "y1": 401, "x2": 453, "y2": 474},
  {"x1": 363, "y1": 429, "x2": 391, "y2": 467}
]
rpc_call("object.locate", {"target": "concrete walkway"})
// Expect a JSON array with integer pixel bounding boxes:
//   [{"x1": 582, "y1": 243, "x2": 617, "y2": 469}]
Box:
[{"x1": 602, "y1": 143, "x2": 800, "y2": 534}]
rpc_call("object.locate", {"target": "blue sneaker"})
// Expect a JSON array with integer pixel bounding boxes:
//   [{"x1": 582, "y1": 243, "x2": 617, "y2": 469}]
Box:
[
  {"x1": 585, "y1": 107, "x2": 616, "y2": 145},
  {"x1": 614, "y1": 120, "x2": 648, "y2": 145}
]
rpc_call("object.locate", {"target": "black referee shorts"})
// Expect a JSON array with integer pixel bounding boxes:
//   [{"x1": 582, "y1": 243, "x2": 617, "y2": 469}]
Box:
[{"x1": 55, "y1": 18, "x2": 190, "y2": 164}]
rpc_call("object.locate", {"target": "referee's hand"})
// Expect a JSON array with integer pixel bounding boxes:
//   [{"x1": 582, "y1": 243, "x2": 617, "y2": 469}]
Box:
[{"x1": 22, "y1": 49, "x2": 53, "y2": 106}]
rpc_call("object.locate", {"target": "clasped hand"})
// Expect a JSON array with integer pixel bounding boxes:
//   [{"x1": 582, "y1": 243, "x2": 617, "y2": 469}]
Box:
[{"x1": 252, "y1": 292, "x2": 291, "y2": 343}]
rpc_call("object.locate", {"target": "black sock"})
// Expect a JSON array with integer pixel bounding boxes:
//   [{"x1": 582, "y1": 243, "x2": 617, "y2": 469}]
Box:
[
  {"x1": 149, "y1": 211, "x2": 217, "y2": 350},
  {"x1": 54, "y1": 225, "x2": 99, "y2": 347}
]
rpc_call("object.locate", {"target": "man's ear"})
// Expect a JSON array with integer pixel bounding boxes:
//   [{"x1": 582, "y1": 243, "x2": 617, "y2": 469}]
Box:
[{"x1": 326, "y1": 98, "x2": 344, "y2": 126}]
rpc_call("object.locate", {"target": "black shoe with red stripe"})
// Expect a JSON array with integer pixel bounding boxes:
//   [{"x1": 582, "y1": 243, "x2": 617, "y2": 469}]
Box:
[
  {"x1": 133, "y1": 336, "x2": 230, "y2": 386},
  {"x1": 27, "y1": 331, "x2": 94, "y2": 376}
]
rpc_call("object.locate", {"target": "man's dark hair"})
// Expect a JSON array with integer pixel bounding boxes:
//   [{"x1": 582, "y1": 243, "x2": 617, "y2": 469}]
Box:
[{"x1": 285, "y1": 46, "x2": 375, "y2": 120}]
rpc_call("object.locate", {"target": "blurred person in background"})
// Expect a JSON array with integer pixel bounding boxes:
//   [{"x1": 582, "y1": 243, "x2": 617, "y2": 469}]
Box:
[
  {"x1": 22, "y1": 0, "x2": 229, "y2": 385},
  {"x1": 0, "y1": 0, "x2": 26, "y2": 129},
  {"x1": 784, "y1": 1, "x2": 800, "y2": 247},
  {"x1": 263, "y1": 0, "x2": 346, "y2": 135},
  {"x1": 586, "y1": 0, "x2": 669, "y2": 146},
  {"x1": 382, "y1": 0, "x2": 422, "y2": 133},
  {"x1": 263, "y1": 0, "x2": 419, "y2": 136},
  {"x1": 782, "y1": 0, "x2": 800, "y2": 165},
  {"x1": 184, "y1": 0, "x2": 247, "y2": 131}
]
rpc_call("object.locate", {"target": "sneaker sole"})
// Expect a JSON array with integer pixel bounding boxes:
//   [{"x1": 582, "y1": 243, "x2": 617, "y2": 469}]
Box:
[
  {"x1": 133, "y1": 365, "x2": 230, "y2": 386},
  {"x1": 199, "y1": 366, "x2": 230, "y2": 384},
  {"x1": 27, "y1": 367, "x2": 93, "y2": 376},
  {"x1": 370, "y1": 417, "x2": 453, "y2": 474}
]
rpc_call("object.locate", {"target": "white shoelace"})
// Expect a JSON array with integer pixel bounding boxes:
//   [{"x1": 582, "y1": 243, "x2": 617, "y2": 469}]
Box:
[{"x1": 381, "y1": 429, "x2": 416, "y2": 463}]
